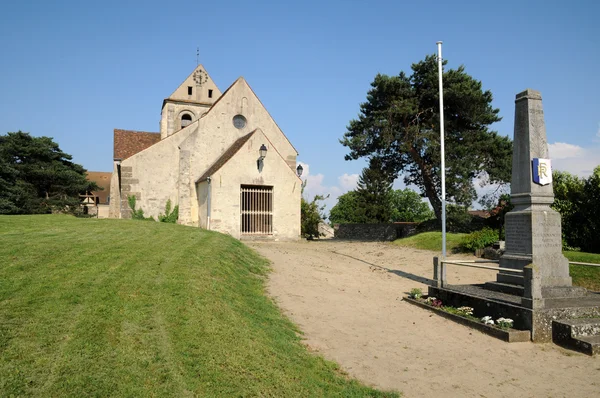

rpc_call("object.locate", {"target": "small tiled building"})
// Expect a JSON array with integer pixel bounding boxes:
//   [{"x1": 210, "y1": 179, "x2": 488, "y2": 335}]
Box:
[
  {"x1": 108, "y1": 65, "x2": 301, "y2": 240},
  {"x1": 81, "y1": 171, "x2": 112, "y2": 218}
]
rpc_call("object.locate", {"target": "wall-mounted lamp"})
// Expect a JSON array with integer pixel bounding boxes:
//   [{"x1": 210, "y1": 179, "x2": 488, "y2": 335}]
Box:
[
  {"x1": 257, "y1": 144, "x2": 268, "y2": 172},
  {"x1": 296, "y1": 164, "x2": 303, "y2": 177},
  {"x1": 259, "y1": 144, "x2": 268, "y2": 160}
]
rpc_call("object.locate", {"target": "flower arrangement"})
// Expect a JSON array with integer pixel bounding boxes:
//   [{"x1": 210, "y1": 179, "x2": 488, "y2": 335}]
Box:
[
  {"x1": 496, "y1": 317, "x2": 514, "y2": 330},
  {"x1": 431, "y1": 299, "x2": 443, "y2": 307},
  {"x1": 481, "y1": 316, "x2": 515, "y2": 329},
  {"x1": 405, "y1": 289, "x2": 518, "y2": 333},
  {"x1": 457, "y1": 306, "x2": 474, "y2": 316}
]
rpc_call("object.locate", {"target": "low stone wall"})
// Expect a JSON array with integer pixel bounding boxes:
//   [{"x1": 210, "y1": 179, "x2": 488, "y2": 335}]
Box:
[
  {"x1": 97, "y1": 205, "x2": 110, "y2": 218},
  {"x1": 334, "y1": 222, "x2": 418, "y2": 241}
]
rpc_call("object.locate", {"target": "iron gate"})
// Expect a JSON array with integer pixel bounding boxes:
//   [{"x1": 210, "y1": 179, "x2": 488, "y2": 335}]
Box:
[{"x1": 240, "y1": 185, "x2": 273, "y2": 235}]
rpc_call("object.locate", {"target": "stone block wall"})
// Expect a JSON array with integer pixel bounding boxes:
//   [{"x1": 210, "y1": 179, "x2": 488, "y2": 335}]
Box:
[
  {"x1": 119, "y1": 166, "x2": 140, "y2": 219},
  {"x1": 334, "y1": 223, "x2": 418, "y2": 241}
]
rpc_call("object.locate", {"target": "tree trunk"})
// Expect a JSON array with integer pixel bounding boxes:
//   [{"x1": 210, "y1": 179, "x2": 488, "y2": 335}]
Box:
[{"x1": 408, "y1": 147, "x2": 442, "y2": 222}]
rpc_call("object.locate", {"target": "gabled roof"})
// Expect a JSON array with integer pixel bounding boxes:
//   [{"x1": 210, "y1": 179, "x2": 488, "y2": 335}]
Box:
[
  {"x1": 196, "y1": 130, "x2": 256, "y2": 182},
  {"x1": 114, "y1": 129, "x2": 161, "y2": 160},
  {"x1": 166, "y1": 64, "x2": 221, "y2": 105},
  {"x1": 200, "y1": 77, "x2": 298, "y2": 155}
]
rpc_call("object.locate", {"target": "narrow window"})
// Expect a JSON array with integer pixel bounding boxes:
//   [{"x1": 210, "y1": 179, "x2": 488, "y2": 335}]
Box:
[
  {"x1": 187, "y1": 86, "x2": 193, "y2": 95},
  {"x1": 181, "y1": 114, "x2": 192, "y2": 128},
  {"x1": 208, "y1": 89, "x2": 213, "y2": 98}
]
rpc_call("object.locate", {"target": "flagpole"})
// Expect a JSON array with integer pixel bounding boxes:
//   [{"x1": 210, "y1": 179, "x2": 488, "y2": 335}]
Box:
[{"x1": 437, "y1": 41, "x2": 447, "y2": 260}]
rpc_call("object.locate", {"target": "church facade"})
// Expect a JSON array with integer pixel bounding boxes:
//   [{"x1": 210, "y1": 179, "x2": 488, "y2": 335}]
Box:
[{"x1": 108, "y1": 65, "x2": 301, "y2": 240}]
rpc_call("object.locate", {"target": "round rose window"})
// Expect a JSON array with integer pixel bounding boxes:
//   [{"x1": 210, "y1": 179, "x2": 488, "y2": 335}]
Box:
[{"x1": 232, "y1": 114, "x2": 247, "y2": 129}]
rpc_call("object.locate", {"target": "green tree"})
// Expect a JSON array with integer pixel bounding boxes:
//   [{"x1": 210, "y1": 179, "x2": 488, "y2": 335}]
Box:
[
  {"x1": 485, "y1": 193, "x2": 513, "y2": 240},
  {"x1": 0, "y1": 154, "x2": 21, "y2": 214},
  {"x1": 552, "y1": 170, "x2": 585, "y2": 249},
  {"x1": 301, "y1": 194, "x2": 327, "y2": 239},
  {"x1": 580, "y1": 166, "x2": 600, "y2": 252},
  {"x1": 389, "y1": 188, "x2": 434, "y2": 222},
  {"x1": 547, "y1": 168, "x2": 600, "y2": 253},
  {"x1": 0, "y1": 131, "x2": 98, "y2": 214},
  {"x1": 355, "y1": 158, "x2": 393, "y2": 223},
  {"x1": 328, "y1": 191, "x2": 362, "y2": 224},
  {"x1": 341, "y1": 55, "x2": 512, "y2": 222}
]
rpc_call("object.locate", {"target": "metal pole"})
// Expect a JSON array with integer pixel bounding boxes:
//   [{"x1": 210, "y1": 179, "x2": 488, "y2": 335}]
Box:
[
  {"x1": 437, "y1": 41, "x2": 447, "y2": 260},
  {"x1": 207, "y1": 176, "x2": 211, "y2": 230}
]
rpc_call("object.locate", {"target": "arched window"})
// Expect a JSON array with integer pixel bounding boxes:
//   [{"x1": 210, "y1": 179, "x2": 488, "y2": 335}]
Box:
[{"x1": 181, "y1": 113, "x2": 192, "y2": 128}]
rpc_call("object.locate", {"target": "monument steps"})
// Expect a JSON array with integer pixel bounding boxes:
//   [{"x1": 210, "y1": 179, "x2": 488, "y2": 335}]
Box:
[
  {"x1": 552, "y1": 318, "x2": 600, "y2": 356},
  {"x1": 484, "y1": 281, "x2": 524, "y2": 296},
  {"x1": 541, "y1": 286, "x2": 588, "y2": 299},
  {"x1": 575, "y1": 336, "x2": 600, "y2": 356}
]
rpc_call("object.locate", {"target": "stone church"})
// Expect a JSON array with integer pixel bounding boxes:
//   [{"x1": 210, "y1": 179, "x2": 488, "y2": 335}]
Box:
[{"x1": 108, "y1": 65, "x2": 302, "y2": 239}]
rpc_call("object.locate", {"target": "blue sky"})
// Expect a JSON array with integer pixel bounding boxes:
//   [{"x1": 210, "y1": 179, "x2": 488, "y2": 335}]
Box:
[{"x1": 1, "y1": 0, "x2": 598, "y2": 210}]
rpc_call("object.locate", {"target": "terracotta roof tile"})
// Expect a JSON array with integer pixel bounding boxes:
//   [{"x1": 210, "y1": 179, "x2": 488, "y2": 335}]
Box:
[
  {"x1": 114, "y1": 129, "x2": 161, "y2": 160},
  {"x1": 468, "y1": 210, "x2": 491, "y2": 219},
  {"x1": 86, "y1": 171, "x2": 112, "y2": 204}
]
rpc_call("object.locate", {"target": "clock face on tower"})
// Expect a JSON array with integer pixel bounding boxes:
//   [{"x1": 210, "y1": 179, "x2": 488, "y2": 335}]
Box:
[{"x1": 193, "y1": 69, "x2": 208, "y2": 86}]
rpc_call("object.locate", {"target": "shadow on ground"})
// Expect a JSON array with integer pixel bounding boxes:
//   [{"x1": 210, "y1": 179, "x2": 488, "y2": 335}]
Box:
[{"x1": 331, "y1": 250, "x2": 435, "y2": 286}]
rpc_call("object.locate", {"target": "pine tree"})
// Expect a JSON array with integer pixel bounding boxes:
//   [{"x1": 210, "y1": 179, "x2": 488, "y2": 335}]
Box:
[
  {"x1": 355, "y1": 158, "x2": 393, "y2": 223},
  {"x1": 0, "y1": 131, "x2": 98, "y2": 214},
  {"x1": 341, "y1": 55, "x2": 512, "y2": 221}
]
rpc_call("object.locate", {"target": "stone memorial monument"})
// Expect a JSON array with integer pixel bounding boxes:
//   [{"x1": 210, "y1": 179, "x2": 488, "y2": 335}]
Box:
[
  {"x1": 496, "y1": 89, "x2": 584, "y2": 307},
  {"x1": 427, "y1": 89, "x2": 599, "y2": 347}
]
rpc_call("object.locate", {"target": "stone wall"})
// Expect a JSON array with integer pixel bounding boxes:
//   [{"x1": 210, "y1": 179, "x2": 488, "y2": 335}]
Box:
[{"x1": 334, "y1": 223, "x2": 418, "y2": 241}]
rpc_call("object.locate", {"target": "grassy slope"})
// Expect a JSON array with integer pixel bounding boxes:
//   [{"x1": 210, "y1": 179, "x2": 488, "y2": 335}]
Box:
[
  {"x1": 564, "y1": 251, "x2": 600, "y2": 291},
  {"x1": 393, "y1": 232, "x2": 599, "y2": 291},
  {"x1": 0, "y1": 215, "x2": 398, "y2": 397},
  {"x1": 391, "y1": 231, "x2": 466, "y2": 252}
]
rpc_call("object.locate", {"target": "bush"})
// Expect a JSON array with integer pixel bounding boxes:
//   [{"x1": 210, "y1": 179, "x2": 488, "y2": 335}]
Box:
[
  {"x1": 415, "y1": 206, "x2": 485, "y2": 234},
  {"x1": 301, "y1": 194, "x2": 327, "y2": 239},
  {"x1": 458, "y1": 227, "x2": 498, "y2": 252},
  {"x1": 158, "y1": 199, "x2": 178, "y2": 223},
  {"x1": 127, "y1": 195, "x2": 154, "y2": 221}
]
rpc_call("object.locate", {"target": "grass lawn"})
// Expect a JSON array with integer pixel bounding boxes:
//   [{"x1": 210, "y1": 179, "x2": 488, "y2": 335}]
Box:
[
  {"x1": 391, "y1": 231, "x2": 466, "y2": 252},
  {"x1": 393, "y1": 232, "x2": 600, "y2": 291},
  {"x1": 564, "y1": 251, "x2": 600, "y2": 291},
  {"x1": 0, "y1": 215, "x2": 398, "y2": 397}
]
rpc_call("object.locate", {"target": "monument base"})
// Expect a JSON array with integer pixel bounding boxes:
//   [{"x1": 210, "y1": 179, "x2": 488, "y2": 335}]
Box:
[
  {"x1": 497, "y1": 253, "x2": 530, "y2": 285},
  {"x1": 498, "y1": 207, "x2": 572, "y2": 288},
  {"x1": 428, "y1": 284, "x2": 600, "y2": 342}
]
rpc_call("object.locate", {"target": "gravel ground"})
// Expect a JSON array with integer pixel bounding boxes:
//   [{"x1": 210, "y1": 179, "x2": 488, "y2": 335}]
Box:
[{"x1": 249, "y1": 239, "x2": 600, "y2": 398}]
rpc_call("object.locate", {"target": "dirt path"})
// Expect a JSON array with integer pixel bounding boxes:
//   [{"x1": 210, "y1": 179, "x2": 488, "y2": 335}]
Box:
[{"x1": 248, "y1": 240, "x2": 600, "y2": 398}]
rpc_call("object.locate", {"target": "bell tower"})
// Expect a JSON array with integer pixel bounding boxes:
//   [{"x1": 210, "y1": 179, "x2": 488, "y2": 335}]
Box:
[{"x1": 159, "y1": 64, "x2": 222, "y2": 139}]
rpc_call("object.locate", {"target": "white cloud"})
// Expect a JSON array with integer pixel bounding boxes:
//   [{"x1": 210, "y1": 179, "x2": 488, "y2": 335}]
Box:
[
  {"x1": 548, "y1": 142, "x2": 584, "y2": 159},
  {"x1": 472, "y1": 173, "x2": 509, "y2": 210},
  {"x1": 338, "y1": 173, "x2": 359, "y2": 191},
  {"x1": 548, "y1": 142, "x2": 599, "y2": 177},
  {"x1": 470, "y1": 141, "x2": 598, "y2": 208},
  {"x1": 298, "y1": 163, "x2": 361, "y2": 216},
  {"x1": 298, "y1": 162, "x2": 327, "y2": 198}
]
